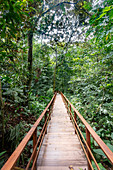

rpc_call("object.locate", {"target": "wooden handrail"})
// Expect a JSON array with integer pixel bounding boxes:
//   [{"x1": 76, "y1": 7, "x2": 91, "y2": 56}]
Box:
[
  {"x1": 61, "y1": 92, "x2": 113, "y2": 165},
  {"x1": 2, "y1": 93, "x2": 57, "y2": 170}
]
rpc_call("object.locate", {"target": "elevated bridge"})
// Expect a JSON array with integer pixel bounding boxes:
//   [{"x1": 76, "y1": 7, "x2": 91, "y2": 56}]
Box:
[{"x1": 2, "y1": 93, "x2": 113, "y2": 170}]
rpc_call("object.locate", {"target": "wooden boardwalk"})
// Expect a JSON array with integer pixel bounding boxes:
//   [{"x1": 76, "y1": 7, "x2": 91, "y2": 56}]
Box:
[{"x1": 37, "y1": 94, "x2": 88, "y2": 170}]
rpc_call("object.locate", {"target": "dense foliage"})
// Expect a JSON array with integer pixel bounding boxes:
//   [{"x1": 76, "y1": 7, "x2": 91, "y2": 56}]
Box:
[{"x1": 0, "y1": 0, "x2": 113, "y2": 169}]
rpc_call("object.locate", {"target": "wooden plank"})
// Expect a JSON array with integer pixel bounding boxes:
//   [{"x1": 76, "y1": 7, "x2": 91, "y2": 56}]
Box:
[
  {"x1": 37, "y1": 160, "x2": 88, "y2": 166},
  {"x1": 37, "y1": 166, "x2": 88, "y2": 170},
  {"x1": 37, "y1": 94, "x2": 88, "y2": 169}
]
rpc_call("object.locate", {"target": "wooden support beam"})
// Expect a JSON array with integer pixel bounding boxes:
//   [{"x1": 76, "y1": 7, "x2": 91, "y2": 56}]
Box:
[
  {"x1": 69, "y1": 105, "x2": 71, "y2": 120},
  {"x1": 33, "y1": 129, "x2": 37, "y2": 170},
  {"x1": 86, "y1": 128, "x2": 91, "y2": 170},
  {"x1": 74, "y1": 111, "x2": 77, "y2": 134}
]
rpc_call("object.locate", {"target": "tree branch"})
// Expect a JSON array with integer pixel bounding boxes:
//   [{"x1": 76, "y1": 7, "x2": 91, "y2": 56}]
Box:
[{"x1": 34, "y1": 0, "x2": 81, "y2": 28}]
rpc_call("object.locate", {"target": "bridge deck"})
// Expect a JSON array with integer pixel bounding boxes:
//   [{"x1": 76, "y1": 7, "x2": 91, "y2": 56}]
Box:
[{"x1": 37, "y1": 94, "x2": 88, "y2": 170}]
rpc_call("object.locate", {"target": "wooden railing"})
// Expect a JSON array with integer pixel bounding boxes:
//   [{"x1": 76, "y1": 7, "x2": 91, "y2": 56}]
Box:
[
  {"x1": 61, "y1": 92, "x2": 113, "y2": 170},
  {"x1": 2, "y1": 93, "x2": 57, "y2": 170},
  {"x1": 2, "y1": 92, "x2": 113, "y2": 170}
]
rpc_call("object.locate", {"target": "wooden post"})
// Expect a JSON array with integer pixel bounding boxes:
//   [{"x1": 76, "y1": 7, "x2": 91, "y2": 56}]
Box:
[
  {"x1": 86, "y1": 128, "x2": 91, "y2": 170},
  {"x1": 45, "y1": 112, "x2": 47, "y2": 134},
  {"x1": 33, "y1": 128, "x2": 37, "y2": 170},
  {"x1": 74, "y1": 111, "x2": 77, "y2": 134},
  {"x1": 67, "y1": 103, "x2": 69, "y2": 114},
  {"x1": 67, "y1": 101, "x2": 68, "y2": 110},
  {"x1": 69, "y1": 105, "x2": 71, "y2": 120},
  {"x1": 49, "y1": 107, "x2": 51, "y2": 120}
]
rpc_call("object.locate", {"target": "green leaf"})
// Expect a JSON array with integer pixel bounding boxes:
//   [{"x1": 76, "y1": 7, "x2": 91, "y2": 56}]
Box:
[
  {"x1": 103, "y1": 6, "x2": 113, "y2": 13},
  {"x1": 98, "y1": 163, "x2": 106, "y2": 170},
  {"x1": 0, "y1": 151, "x2": 6, "y2": 157},
  {"x1": 93, "y1": 149, "x2": 107, "y2": 158},
  {"x1": 109, "y1": 9, "x2": 113, "y2": 19},
  {"x1": 92, "y1": 161, "x2": 106, "y2": 169},
  {"x1": 94, "y1": 140, "x2": 98, "y2": 146},
  {"x1": 96, "y1": 13, "x2": 106, "y2": 21}
]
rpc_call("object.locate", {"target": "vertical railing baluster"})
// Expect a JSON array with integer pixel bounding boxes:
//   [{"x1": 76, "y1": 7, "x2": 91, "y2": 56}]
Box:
[
  {"x1": 48, "y1": 107, "x2": 51, "y2": 120},
  {"x1": 67, "y1": 101, "x2": 68, "y2": 110},
  {"x1": 74, "y1": 111, "x2": 77, "y2": 134},
  {"x1": 74, "y1": 111, "x2": 77, "y2": 121},
  {"x1": 45, "y1": 111, "x2": 47, "y2": 134},
  {"x1": 69, "y1": 105, "x2": 71, "y2": 120},
  {"x1": 33, "y1": 128, "x2": 37, "y2": 170},
  {"x1": 66, "y1": 101, "x2": 68, "y2": 113},
  {"x1": 86, "y1": 128, "x2": 91, "y2": 170}
]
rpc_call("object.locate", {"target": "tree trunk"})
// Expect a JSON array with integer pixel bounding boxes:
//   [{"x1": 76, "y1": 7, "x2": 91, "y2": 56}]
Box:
[
  {"x1": 53, "y1": 65, "x2": 56, "y2": 92},
  {"x1": 0, "y1": 78, "x2": 5, "y2": 149},
  {"x1": 27, "y1": 31, "x2": 33, "y2": 91},
  {"x1": 53, "y1": 48, "x2": 58, "y2": 92}
]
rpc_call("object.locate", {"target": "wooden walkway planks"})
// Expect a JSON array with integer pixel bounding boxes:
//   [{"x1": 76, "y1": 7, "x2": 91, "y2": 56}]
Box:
[{"x1": 37, "y1": 94, "x2": 88, "y2": 170}]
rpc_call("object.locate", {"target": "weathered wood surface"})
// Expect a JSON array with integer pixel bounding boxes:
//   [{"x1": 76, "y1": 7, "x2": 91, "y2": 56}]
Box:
[{"x1": 37, "y1": 94, "x2": 88, "y2": 170}]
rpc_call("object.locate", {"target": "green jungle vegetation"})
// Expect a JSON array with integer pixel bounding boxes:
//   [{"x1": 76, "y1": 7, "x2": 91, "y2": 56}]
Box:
[{"x1": 0, "y1": 0, "x2": 113, "y2": 169}]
